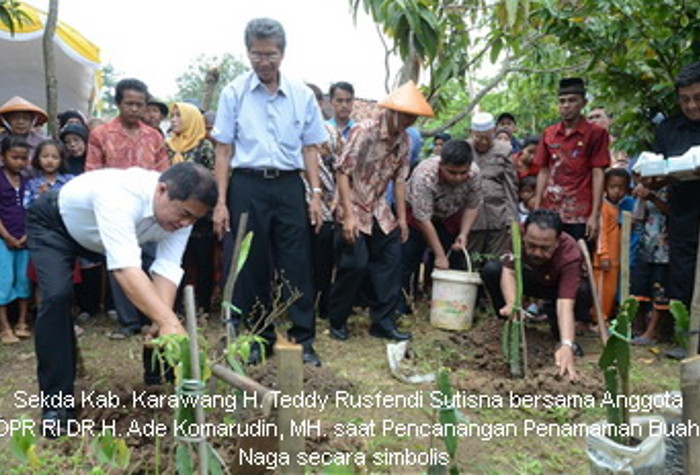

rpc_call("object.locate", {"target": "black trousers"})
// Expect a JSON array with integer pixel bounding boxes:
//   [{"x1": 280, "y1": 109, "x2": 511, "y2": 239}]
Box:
[
  {"x1": 311, "y1": 221, "x2": 335, "y2": 318},
  {"x1": 26, "y1": 191, "x2": 104, "y2": 408},
  {"x1": 399, "y1": 222, "x2": 464, "y2": 312},
  {"x1": 480, "y1": 259, "x2": 592, "y2": 339},
  {"x1": 327, "y1": 221, "x2": 401, "y2": 331},
  {"x1": 178, "y1": 218, "x2": 216, "y2": 312},
  {"x1": 108, "y1": 242, "x2": 154, "y2": 330},
  {"x1": 667, "y1": 182, "x2": 700, "y2": 307},
  {"x1": 224, "y1": 172, "x2": 315, "y2": 347}
]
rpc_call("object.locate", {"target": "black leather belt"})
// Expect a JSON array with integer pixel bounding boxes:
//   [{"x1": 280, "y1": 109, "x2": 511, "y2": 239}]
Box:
[{"x1": 235, "y1": 168, "x2": 299, "y2": 179}]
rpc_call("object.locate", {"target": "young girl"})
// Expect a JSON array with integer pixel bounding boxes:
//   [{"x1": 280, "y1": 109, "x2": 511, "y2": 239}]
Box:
[
  {"x1": 24, "y1": 140, "x2": 74, "y2": 207},
  {"x1": 24, "y1": 140, "x2": 82, "y2": 335},
  {"x1": 0, "y1": 136, "x2": 32, "y2": 343}
]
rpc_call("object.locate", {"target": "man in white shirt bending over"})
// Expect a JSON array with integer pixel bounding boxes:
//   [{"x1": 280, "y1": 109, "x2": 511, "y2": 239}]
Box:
[{"x1": 26, "y1": 162, "x2": 217, "y2": 437}]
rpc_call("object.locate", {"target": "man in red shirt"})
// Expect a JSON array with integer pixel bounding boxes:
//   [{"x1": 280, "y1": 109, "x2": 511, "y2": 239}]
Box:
[
  {"x1": 480, "y1": 210, "x2": 590, "y2": 381},
  {"x1": 86, "y1": 78, "x2": 169, "y2": 340},
  {"x1": 533, "y1": 78, "x2": 610, "y2": 241},
  {"x1": 86, "y1": 78, "x2": 168, "y2": 172}
]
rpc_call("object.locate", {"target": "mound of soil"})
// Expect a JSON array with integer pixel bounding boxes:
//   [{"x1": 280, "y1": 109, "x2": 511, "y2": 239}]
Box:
[{"x1": 445, "y1": 316, "x2": 604, "y2": 397}]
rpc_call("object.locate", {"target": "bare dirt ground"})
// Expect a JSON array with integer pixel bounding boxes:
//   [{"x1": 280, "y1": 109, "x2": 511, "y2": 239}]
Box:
[{"x1": 0, "y1": 300, "x2": 682, "y2": 474}]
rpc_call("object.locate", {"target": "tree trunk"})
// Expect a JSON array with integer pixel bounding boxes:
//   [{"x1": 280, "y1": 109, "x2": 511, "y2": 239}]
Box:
[
  {"x1": 200, "y1": 66, "x2": 220, "y2": 112},
  {"x1": 43, "y1": 0, "x2": 59, "y2": 136}
]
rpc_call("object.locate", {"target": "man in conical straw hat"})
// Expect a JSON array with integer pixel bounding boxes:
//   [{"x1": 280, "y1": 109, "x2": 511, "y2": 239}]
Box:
[
  {"x1": 327, "y1": 80, "x2": 433, "y2": 342},
  {"x1": 0, "y1": 96, "x2": 49, "y2": 155}
]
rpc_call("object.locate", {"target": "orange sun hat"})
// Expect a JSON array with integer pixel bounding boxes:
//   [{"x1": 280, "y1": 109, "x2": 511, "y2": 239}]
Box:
[
  {"x1": 0, "y1": 96, "x2": 48, "y2": 125},
  {"x1": 378, "y1": 80, "x2": 434, "y2": 117}
]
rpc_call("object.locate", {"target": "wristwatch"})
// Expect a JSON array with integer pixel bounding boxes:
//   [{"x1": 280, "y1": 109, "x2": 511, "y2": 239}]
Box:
[{"x1": 559, "y1": 339, "x2": 575, "y2": 351}]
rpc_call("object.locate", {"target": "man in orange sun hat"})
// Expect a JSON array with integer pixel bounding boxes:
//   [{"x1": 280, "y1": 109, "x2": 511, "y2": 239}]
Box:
[{"x1": 327, "y1": 81, "x2": 434, "y2": 342}]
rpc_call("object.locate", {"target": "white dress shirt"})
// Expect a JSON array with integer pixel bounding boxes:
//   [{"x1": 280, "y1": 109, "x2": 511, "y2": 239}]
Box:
[
  {"x1": 212, "y1": 71, "x2": 328, "y2": 170},
  {"x1": 58, "y1": 167, "x2": 191, "y2": 285}
]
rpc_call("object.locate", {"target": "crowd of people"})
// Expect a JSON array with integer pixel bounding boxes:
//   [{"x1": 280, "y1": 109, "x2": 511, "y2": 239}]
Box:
[{"x1": 1, "y1": 16, "x2": 699, "y2": 433}]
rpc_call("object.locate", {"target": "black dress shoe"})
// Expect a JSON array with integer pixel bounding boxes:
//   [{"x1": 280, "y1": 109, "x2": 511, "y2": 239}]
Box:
[
  {"x1": 369, "y1": 325, "x2": 412, "y2": 341},
  {"x1": 41, "y1": 408, "x2": 75, "y2": 439},
  {"x1": 302, "y1": 346, "x2": 322, "y2": 367},
  {"x1": 247, "y1": 342, "x2": 272, "y2": 365},
  {"x1": 143, "y1": 346, "x2": 175, "y2": 385},
  {"x1": 329, "y1": 325, "x2": 349, "y2": 341}
]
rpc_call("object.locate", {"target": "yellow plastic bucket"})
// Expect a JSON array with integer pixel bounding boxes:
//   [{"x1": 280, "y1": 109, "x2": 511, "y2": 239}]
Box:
[{"x1": 430, "y1": 250, "x2": 481, "y2": 331}]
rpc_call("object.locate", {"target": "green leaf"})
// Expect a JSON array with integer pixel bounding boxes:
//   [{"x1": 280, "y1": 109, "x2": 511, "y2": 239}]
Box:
[
  {"x1": 236, "y1": 231, "x2": 254, "y2": 274},
  {"x1": 505, "y1": 0, "x2": 519, "y2": 26},
  {"x1": 9, "y1": 420, "x2": 37, "y2": 465},
  {"x1": 436, "y1": 368, "x2": 458, "y2": 458},
  {"x1": 207, "y1": 443, "x2": 226, "y2": 475},
  {"x1": 490, "y1": 37, "x2": 504, "y2": 64},
  {"x1": 176, "y1": 443, "x2": 194, "y2": 475},
  {"x1": 670, "y1": 299, "x2": 690, "y2": 349}
]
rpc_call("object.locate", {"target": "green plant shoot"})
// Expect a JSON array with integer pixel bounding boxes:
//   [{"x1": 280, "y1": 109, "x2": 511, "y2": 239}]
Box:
[
  {"x1": 435, "y1": 368, "x2": 460, "y2": 475},
  {"x1": 598, "y1": 297, "x2": 637, "y2": 445},
  {"x1": 502, "y1": 219, "x2": 523, "y2": 378},
  {"x1": 669, "y1": 299, "x2": 690, "y2": 350},
  {"x1": 9, "y1": 418, "x2": 40, "y2": 469}
]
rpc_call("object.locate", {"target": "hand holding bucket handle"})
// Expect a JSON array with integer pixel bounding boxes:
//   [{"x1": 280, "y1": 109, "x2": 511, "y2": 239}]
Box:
[{"x1": 445, "y1": 248, "x2": 473, "y2": 273}]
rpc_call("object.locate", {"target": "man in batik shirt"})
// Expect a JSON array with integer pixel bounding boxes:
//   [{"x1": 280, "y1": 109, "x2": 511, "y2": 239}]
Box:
[
  {"x1": 398, "y1": 139, "x2": 482, "y2": 313},
  {"x1": 327, "y1": 81, "x2": 434, "y2": 342}
]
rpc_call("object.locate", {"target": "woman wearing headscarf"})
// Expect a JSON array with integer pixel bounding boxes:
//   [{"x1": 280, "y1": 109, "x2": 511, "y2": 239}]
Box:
[
  {"x1": 166, "y1": 102, "x2": 214, "y2": 168},
  {"x1": 165, "y1": 102, "x2": 216, "y2": 315}
]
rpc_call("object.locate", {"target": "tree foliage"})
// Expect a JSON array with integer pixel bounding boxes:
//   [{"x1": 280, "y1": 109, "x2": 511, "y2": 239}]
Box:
[
  {"x1": 174, "y1": 53, "x2": 249, "y2": 112},
  {"x1": 353, "y1": 0, "x2": 700, "y2": 154},
  {"x1": 97, "y1": 63, "x2": 119, "y2": 118},
  {"x1": 0, "y1": 0, "x2": 32, "y2": 34}
]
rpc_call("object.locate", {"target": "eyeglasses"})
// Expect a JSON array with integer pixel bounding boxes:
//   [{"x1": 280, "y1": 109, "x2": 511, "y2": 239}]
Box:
[{"x1": 248, "y1": 51, "x2": 282, "y2": 62}]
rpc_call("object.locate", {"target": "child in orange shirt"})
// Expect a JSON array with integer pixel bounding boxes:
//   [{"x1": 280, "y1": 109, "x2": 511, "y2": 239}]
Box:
[{"x1": 593, "y1": 168, "x2": 631, "y2": 322}]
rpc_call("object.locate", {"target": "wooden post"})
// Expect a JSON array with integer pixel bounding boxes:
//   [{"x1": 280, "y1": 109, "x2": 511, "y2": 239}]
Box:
[
  {"x1": 275, "y1": 334, "x2": 304, "y2": 474},
  {"x1": 579, "y1": 239, "x2": 608, "y2": 346},
  {"x1": 619, "y1": 211, "x2": 631, "y2": 302},
  {"x1": 210, "y1": 364, "x2": 275, "y2": 416},
  {"x1": 681, "y1": 355, "x2": 700, "y2": 474},
  {"x1": 688, "y1": 226, "x2": 700, "y2": 357},
  {"x1": 184, "y1": 285, "x2": 208, "y2": 475}
]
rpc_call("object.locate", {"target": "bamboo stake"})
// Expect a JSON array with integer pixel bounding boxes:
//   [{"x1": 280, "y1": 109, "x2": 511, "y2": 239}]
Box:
[
  {"x1": 619, "y1": 211, "x2": 631, "y2": 302},
  {"x1": 689, "y1": 225, "x2": 700, "y2": 357},
  {"x1": 681, "y1": 354, "x2": 700, "y2": 474},
  {"x1": 275, "y1": 333, "x2": 304, "y2": 474},
  {"x1": 184, "y1": 285, "x2": 207, "y2": 475},
  {"x1": 221, "y1": 212, "x2": 249, "y2": 340},
  {"x1": 579, "y1": 239, "x2": 608, "y2": 346}
]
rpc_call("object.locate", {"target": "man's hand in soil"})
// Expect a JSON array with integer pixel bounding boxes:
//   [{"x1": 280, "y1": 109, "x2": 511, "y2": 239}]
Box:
[
  {"x1": 554, "y1": 345, "x2": 578, "y2": 382},
  {"x1": 157, "y1": 318, "x2": 187, "y2": 337},
  {"x1": 499, "y1": 303, "x2": 514, "y2": 318}
]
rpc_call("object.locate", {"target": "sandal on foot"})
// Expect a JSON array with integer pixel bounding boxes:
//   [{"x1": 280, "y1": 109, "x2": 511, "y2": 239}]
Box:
[
  {"x1": 632, "y1": 335, "x2": 656, "y2": 346},
  {"x1": 14, "y1": 323, "x2": 31, "y2": 339},
  {"x1": 108, "y1": 326, "x2": 138, "y2": 340},
  {"x1": 1, "y1": 329, "x2": 19, "y2": 344}
]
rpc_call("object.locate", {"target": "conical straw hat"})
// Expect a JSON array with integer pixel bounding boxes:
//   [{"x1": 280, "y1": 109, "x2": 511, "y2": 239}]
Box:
[
  {"x1": 0, "y1": 96, "x2": 48, "y2": 125},
  {"x1": 378, "y1": 80, "x2": 434, "y2": 117}
]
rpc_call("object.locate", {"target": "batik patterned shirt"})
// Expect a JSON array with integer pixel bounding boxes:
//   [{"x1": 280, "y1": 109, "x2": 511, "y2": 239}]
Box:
[
  {"x1": 335, "y1": 112, "x2": 409, "y2": 235},
  {"x1": 86, "y1": 118, "x2": 168, "y2": 172},
  {"x1": 407, "y1": 155, "x2": 482, "y2": 222}
]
